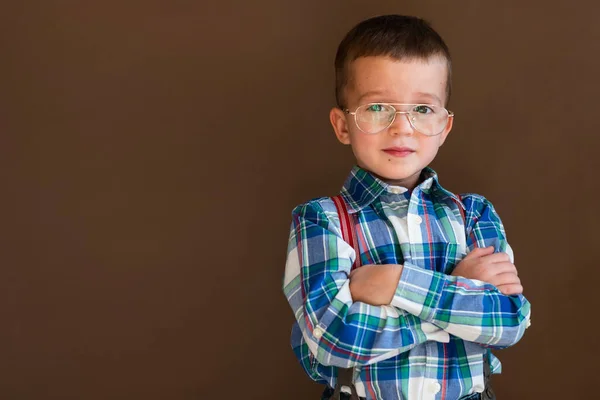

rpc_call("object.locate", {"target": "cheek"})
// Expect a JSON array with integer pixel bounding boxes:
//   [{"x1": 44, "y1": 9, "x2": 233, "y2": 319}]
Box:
[
  {"x1": 350, "y1": 129, "x2": 379, "y2": 146},
  {"x1": 420, "y1": 138, "x2": 442, "y2": 157},
  {"x1": 351, "y1": 133, "x2": 382, "y2": 156}
]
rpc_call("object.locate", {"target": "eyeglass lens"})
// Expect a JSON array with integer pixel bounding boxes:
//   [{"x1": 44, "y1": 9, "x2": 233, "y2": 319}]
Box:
[{"x1": 355, "y1": 104, "x2": 448, "y2": 135}]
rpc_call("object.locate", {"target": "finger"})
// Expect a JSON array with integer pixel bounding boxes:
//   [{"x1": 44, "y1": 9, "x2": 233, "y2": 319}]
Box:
[
  {"x1": 349, "y1": 265, "x2": 371, "y2": 278},
  {"x1": 483, "y1": 261, "x2": 518, "y2": 275},
  {"x1": 352, "y1": 264, "x2": 375, "y2": 273},
  {"x1": 487, "y1": 272, "x2": 520, "y2": 287},
  {"x1": 497, "y1": 283, "x2": 523, "y2": 296},
  {"x1": 479, "y1": 252, "x2": 511, "y2": 264},
  {"x1": 464, "y1": 246, "x2": 494, "y2": 259}
]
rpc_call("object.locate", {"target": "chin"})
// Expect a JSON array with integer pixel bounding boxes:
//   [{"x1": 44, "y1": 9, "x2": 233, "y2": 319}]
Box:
[{"x1": 368, "y1": 165, "x2": 419, "y2": 180}]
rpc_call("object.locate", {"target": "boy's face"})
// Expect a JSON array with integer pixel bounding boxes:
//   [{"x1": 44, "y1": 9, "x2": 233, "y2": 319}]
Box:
[{"x1": 330, "y1": 56, "x2": 452, "y2": 190}]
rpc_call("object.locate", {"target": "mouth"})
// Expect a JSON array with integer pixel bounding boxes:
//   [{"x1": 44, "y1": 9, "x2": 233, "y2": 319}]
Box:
[{"x1": 382, "y1": 147, "x2": 415, "y2": 157}]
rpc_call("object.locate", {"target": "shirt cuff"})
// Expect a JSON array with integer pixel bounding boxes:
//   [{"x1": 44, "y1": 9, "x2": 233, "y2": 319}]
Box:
[{"x1": 390, "y1": 262, "x2": 446, "y2": 322}]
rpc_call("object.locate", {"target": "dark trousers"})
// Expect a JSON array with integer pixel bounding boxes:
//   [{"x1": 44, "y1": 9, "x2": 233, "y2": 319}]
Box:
[{"x1": 321, "y1": 386, "x2": 482, "y2": 400}]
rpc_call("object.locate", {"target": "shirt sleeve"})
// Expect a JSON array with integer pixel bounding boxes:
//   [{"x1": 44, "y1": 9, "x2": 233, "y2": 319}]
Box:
[
  {"x1": 390, "y1": 194, "x2": 531, "y2": 349},
  {"x1": 283, "y1": 199, "x2": 450, "y2": 368}
]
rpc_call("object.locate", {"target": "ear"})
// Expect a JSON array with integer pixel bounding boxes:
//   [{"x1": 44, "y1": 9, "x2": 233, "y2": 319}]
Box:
[
  {"x1": 437, "y1": 114, "x2": 453, "y2": 147},
  {"x1": 330, "y1": 107, "x2": 351, "y2": 145}
]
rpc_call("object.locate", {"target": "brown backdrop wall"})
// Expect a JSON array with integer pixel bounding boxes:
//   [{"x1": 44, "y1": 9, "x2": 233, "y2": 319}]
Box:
[{"x1": 2, "y1": 1, "x2": 599, "y2": 399}]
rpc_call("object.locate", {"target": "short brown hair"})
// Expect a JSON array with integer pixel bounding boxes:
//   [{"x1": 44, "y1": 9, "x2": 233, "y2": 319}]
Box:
[{"x1": 334, "y1": 15, "x2": 452, "y2": 108}]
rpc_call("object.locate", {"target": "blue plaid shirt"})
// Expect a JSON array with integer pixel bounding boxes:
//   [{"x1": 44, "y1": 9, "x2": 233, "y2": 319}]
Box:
[{"x1": 283, "y1": 165, "x2": 531, "y2": 399}]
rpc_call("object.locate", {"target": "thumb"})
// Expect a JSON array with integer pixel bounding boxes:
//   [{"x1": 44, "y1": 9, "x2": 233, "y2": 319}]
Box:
[{"x1": 464, "y1": 246, "x2": 494, "y2": 259}]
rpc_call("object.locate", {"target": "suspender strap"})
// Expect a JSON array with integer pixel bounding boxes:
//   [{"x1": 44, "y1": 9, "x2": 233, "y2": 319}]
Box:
[
  {"x1": 330, "y1": 195, "x2": 361, "y2": 400},
  {"x1": 330, "y1": 368, "x2": 360, "y2": 400},
  {"x1": 455, "y1": 194, "x2": 480, "y2": 249},
  {"x1": 332, "y1": 195, "x2": 362, "y2": 270}
]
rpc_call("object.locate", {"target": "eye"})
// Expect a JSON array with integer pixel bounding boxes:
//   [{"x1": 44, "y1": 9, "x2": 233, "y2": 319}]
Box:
[
  {"x1": 366, "y1": 103, "x2": 386, "y2": 112},
  {"x1": 413, "y1": 105, "x2": 434, "y2": 114}
]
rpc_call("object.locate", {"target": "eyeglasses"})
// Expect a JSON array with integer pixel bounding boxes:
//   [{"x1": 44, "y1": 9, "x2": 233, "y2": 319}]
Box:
[{"x1": 343, "y1": 103, "x2": 454, "y2": 136}]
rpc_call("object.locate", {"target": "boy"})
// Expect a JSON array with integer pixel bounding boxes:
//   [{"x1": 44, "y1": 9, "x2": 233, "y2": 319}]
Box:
[{"x1": 282, "y1": 15, "x2": 531, "y2": 400}]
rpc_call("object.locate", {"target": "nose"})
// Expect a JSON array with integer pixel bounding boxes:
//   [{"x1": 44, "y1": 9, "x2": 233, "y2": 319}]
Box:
[{"x1": 387, "y1": 111, "x2": 414, "y2": 136}]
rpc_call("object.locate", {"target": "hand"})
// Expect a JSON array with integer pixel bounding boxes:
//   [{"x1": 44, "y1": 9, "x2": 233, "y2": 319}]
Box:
[
  {"x1": 452, "y1": 246, "x2": 523, "y2": 295},
  {"x1": 348, "y1": 264, "x2": 403, "y2": 306}
]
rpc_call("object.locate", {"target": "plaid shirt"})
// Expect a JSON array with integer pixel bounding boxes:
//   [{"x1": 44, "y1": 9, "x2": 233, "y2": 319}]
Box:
[{"x1": 283, "y1": 165, "x2": 531, "y2": 400}]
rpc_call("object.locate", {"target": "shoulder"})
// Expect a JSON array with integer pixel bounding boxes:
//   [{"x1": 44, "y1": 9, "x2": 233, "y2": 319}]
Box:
[
  {"x1": 291, "y1": 196, "x2": 335, "y2": 215},
  {"x1": 290, "y1": 197, "x2": 341, "y2": 231},
  {"x1": 458, "y1": 193, "x2": 504, "y2": 223},
  {"x1": 458, "y1": 193, "x2": 491, "y2": 212}
]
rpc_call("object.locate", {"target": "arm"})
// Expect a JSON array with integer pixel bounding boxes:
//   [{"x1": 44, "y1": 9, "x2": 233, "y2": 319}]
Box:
[
  {"x1": 390, "y1": 194, "x2": 531, "y2": 349},
  {"x1": 283, "y1": 200, "x2": 449, "y2": 369}
]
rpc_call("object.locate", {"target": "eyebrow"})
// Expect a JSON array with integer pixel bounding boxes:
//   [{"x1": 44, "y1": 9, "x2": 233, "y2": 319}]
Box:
[
  {"x1": 357, "y1": 91, "x2": 443, "y2": 106},
  {"x1": 356, "y1": 91, "x2": 388, "y2": 104},
  {"x1": 413, "y1": 92, "x2": 443, "y2": 106}
]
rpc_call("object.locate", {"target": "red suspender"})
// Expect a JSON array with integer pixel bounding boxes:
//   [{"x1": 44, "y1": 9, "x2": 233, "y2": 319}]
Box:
[
  {"x1": 456, "y1": 194, "x2": 478, "y2": 248},
  {"x1": 332, "y1": 195, "x2": 362, "y2": 271},
  {"x1": 456, "y1": 194, "x2": 466, "y2": 221}
]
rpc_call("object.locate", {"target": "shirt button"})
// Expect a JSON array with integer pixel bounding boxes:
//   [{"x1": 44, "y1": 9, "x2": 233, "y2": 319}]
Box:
[
  {"x1": 429, "y1": 382, "x2": 441, "y2": 394},
  {"x1": 313, "y1": 328, "x2": 323, "y2": 339},
  {"x1": 413, "y1": 215, "x2": 423, "y2": 224},
  {"x1": 390, "y1": 187, "x2": 402, "y2": 194}
]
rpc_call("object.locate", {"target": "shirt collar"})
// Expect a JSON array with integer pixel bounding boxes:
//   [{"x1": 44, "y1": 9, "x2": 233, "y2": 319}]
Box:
[{"x1": 339, "y1": 165, "x2": 465, "y2": 213}]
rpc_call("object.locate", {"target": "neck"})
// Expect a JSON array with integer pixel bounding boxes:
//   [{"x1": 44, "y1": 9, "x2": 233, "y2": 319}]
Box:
[{"x1": 372, "y1": 170, "x2": 423, "y2": 191}]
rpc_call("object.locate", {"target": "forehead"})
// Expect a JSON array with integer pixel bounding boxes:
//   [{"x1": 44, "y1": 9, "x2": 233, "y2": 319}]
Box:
[{"x1": 345, "y1": 56, "x2": 448, "y2": 106}]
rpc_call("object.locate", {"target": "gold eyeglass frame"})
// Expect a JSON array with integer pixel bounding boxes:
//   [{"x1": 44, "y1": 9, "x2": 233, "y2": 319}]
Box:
[{"x1": 343, "y1": 103, "x2": 454, "y2": 136}]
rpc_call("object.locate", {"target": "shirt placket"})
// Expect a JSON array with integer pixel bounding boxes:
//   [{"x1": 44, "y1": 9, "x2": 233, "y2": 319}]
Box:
[{"x1": 408, "y1": 187, "x2": 444, "y2": 400}]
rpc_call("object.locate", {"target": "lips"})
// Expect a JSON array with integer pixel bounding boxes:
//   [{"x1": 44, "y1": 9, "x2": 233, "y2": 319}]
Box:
[{"x1": 383, "y1": 146, "x2": 415, "y2": 157}]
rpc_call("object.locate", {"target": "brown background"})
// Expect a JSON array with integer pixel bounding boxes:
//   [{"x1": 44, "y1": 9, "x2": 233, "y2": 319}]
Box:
[{"x1": 2, "y1": 1, "x2": 599, "y2": 399}]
